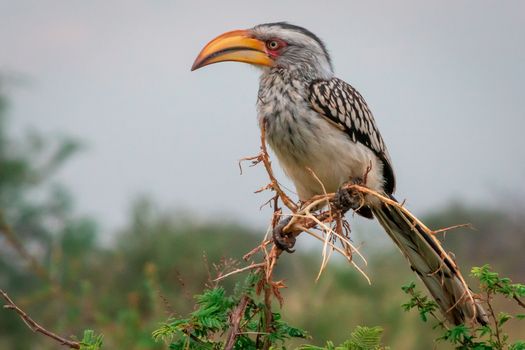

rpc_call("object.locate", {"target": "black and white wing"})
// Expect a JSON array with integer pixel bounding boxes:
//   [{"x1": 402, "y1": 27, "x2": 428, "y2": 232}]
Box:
[{"x1": 308, "y1": 78, "x2": 396, "y2": 194}]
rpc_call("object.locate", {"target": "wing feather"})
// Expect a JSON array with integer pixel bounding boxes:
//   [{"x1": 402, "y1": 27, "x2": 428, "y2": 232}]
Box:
[{"x1": 309, "y1": 78, "x2": 396, "y2": 194}]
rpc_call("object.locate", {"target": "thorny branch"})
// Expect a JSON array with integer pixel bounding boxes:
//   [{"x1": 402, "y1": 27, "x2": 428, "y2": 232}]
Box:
[
  {"x1": 1, "y1": 120, "x2": 486, "y2": 349},
  {"x1": 0, "y1": 289, "x2": 81, "y2": 349},
  {"x1": 224, "y1": 295, "x2": 250, "y2": 350},
  {"x1": 228, "y1": 122, "x2": 483, "y2": 346}
]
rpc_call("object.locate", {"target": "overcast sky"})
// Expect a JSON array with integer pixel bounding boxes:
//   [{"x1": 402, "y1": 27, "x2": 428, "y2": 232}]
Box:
[{"x1": 1, "y1": 0, "x2": 524, "y2": 234}]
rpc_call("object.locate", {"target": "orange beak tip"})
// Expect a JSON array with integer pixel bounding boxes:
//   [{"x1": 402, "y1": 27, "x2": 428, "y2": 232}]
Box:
[{"x1": 190, "y1": 29, "x2": 273, "y2": 71}]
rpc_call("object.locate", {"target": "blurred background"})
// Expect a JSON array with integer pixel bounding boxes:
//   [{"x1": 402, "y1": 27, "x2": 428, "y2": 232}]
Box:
[{"x1": 0, "y1": 1, "x2": 524, "y2": 349}]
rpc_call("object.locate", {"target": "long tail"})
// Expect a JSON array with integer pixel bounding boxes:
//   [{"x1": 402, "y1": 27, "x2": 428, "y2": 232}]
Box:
[{"x1": 371, "y1": 198, "x2": 488, "y2": 326}]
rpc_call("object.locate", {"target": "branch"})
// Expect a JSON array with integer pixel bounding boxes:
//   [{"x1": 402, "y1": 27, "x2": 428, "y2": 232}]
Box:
[
  {"x1": 214, "y1": 262, "x2": 266, "y2": 282},
  {"x1": 485, "y1": 291, "x2": 503, "y2": 348},
  {"x1": 513, "y1": 295, "x2": 525, "y2": 309},
  {"x1": 224, "y1": 295, "x2": 250, "y2": 350},
  {"x1": 232, "y1": 120, "x2": 480, "y2": 336},
  {"x1": 493, "y1": 282, "x2": 525, "y2": 309},
  {"x1": 0, "y1": 210, "x2": 52, "y2": 282},
  {"x1": 0, "y1": 289, "x2": 80, "y2": 349}
]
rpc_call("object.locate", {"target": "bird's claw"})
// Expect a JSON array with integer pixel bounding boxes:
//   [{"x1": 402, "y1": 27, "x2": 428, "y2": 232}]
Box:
[
  {"x1": 272, "y1": 217, "x2": 296, "y2": 253},
  {"x1": 333, "y1": 178, "x2": 365, "y2": 213}
]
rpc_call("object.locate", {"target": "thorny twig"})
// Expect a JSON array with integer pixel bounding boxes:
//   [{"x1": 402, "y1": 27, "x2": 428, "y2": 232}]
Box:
[
  {"x1": 214, "y1": 263, "x2": 266, "y2": 282},
  {"x1": 227, "y1": 122, "x2": 483, "y2": 346},
  {"x1": 235, "y1": 121, "x2": 477, "y2": 285},
  {"x1": 0, "y1": 289, "x2": 80, "y2": 349},
  {"x1": 224, "y1": 295, "x2": 250, "y2": 350}
]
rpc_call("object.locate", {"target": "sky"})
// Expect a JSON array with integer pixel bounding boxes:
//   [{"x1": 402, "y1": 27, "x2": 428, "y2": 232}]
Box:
[{"x1": 1, "y1": 0, "x2": 524, "y2": 234}]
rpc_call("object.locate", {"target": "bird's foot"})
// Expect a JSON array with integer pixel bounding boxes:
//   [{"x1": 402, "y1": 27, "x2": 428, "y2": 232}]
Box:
[
  {"x1": 332, "y1": 178, "x2": 366, "y2": 214},
  {"x1": 272, "y1": 216, "x2": 296, "y2": 253}
]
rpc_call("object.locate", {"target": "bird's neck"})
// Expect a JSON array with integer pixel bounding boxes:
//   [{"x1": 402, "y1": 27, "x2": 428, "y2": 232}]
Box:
[
  {"x1": 257, "y1": 68, "x2": 309, "y2": 109},
  {"x1": 261, "y1": 63, "x2": 331, "y2": 84},
  {"x1": 257, "y1": 67, "x2": 312, "y2": 154}
]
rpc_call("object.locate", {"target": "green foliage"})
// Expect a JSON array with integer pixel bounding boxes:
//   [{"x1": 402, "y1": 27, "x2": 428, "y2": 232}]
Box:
[
  {"x1": 436, "y1": 325, "x2": 489, "y2": 350},
  {"x1": 509, "y1": 342, "x2": 525, "y2": 350},
  {"x1": 152, "y1": 274, "x2": 390, "y2": 350},
  {"x1": 300, "y1": 326, "x2": 388, "y2": 350},
  {"x1": 401, "y1": 282, "x2": 439, "y2": 323},
  {"x1": 79, "y1": 330, "x2": 103, "y2": 350},
  {"x1": 153, "y1": 273, "x2": 309, "y2": 349},
  {"x1": 2, "y1": 84, "x2": 525, "y2": 349},
  {"x1": 401, "y1": 265, "x2": 525, "y2": 350},
  {"x1": 472, "y1": 265, "x2": 525, "y2": 301}
]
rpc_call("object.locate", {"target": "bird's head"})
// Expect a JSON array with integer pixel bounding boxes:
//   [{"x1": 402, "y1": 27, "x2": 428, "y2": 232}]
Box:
[{"x1": 191, "y1": 22, "x2": 333, "y2": 79}]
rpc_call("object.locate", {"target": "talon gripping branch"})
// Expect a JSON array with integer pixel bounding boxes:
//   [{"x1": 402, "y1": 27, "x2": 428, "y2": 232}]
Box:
[{"x1": 192, "y1": 22, "x2": 488, "y2": 326}]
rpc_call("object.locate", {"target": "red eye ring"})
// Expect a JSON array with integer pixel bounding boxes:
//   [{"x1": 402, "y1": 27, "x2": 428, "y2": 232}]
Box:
[
  {"x1": 265, "y1": 39, "x2": 286, "y2": 51},
  {"x1": 267, "y1": 40, "x2": 280, "y2": 50}
]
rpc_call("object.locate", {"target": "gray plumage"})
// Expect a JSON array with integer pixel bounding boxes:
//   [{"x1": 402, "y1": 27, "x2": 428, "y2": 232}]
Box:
[
  {"x1": 251, "y1": 22, "x2": 487, "y2": 326},
  {"x1": 193, "y1": 22, "x2": 488, "y2": 326},
  {"x1": 309, "y1": 78, "x2": 395, "y2": 194}
]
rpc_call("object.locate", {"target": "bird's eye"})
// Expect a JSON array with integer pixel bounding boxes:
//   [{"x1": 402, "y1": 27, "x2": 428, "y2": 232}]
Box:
[{"x1": 266, "y1": 40, "x2": 281, "y2": 50}]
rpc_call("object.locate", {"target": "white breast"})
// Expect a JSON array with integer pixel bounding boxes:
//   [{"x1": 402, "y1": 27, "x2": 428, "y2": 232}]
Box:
[
  {"x1": 258, "y1": 74, "x2": 385, "y2": 201},
  {"x1": 264, "y1": 108, "x2": 385, "y2": 201}
]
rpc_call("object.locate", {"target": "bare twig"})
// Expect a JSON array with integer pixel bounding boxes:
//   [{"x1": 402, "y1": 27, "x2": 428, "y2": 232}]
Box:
[
  {"x1": 0, "y1": 211, "x2": 52, "y2": 283},
  {"x1": 262, "y1": 283, "x2": 273, "y2": 350},
  {"x1": 214, "y1": 262, "x2": 266, "y2": 282},
  {"x1": 243, "y1": 240, "x2": 271, "y2": 261},
  {"x1": 486, "y1": 291, "x2": 503, "y2": 348},
  {"x1": 0, "y1": 289, "x2": 80, "y2": 349},
  {"x1": 431, "y1": 223, "x2": 474, "y2": 235},
  {"x1": 220, "y1": 121, "x2": 480, "y2": 349},
  {"x1": 259, "y1": 121, "x2": 297, "y2": 211},
  {"x1": 224, "y1": 295, "x2": 250, "y2": 350}
]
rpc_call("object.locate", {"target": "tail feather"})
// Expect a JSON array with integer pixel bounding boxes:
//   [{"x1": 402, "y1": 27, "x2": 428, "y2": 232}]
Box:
[{"x1": 371, "y1": 200, "x2": 488, "y2": 326}]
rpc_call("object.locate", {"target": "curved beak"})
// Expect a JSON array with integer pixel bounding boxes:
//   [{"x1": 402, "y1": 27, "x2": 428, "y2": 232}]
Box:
[{"x1": 191, "y1": 29, "x2": 273, "y2": 71}]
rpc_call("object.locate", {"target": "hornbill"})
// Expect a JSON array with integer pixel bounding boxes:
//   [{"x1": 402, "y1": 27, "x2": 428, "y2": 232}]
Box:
[{"x1": 191, "y1": 22, "x2": 487, "y2": 326}]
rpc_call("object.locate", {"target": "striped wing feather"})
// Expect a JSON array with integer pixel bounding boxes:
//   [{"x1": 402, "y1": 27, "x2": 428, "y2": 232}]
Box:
[{"x1": 309, "y1": 78, "x2": 396, "y2": 194}]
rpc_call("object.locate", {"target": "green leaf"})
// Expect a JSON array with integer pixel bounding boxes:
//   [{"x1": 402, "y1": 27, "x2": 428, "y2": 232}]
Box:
[
  {"x1": 510, "y1": 341, "x2": 525, "y2": 350},
  {"x1": 498, "y1": 312, "x2": 512, "y2": 327},
  {"x1": 401, "y1": 282, "x2": 416, "y2": 294},
  {"x1": 477, "y1": 325, "x2": 492, "y2": 337},
  {"x1": 79, "y1": 330, "x2": 103, "y2": 350},
  {"x1": 438, "y1": 324, "x2": 473, "y2": 345},
  {"x1": 471, "y1": 265, "x2": 499, "y2": 290},
  {"x1": 344, "y1": 326, "x2": 384, "y2": 350},
  {"x1": 152, "y1": 318, "x2": 190, "y2": 342}
]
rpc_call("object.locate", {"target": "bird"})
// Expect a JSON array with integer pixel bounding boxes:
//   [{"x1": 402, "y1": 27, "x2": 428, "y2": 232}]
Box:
[{"x1": 191, "y1": 22, "x2": 488, "y2": 326}]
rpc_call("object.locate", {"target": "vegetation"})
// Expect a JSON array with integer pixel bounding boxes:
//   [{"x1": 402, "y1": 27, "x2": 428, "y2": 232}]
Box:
[
  {"x1": 1, "y1": 84, "x2": 524, "y2": 349},
  {"x1": 402, "y1": 266, "x2": 525, "y2": 350}
]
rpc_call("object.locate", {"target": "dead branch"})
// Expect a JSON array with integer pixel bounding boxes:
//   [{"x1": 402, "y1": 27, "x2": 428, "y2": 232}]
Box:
[
  {"x1": 213, "y1": 262, "x2": 266, "y2": 282},
  {"x1": 220, "y1": 122, "x2": 483, "y2": 348},
  {"x1": 431, "y1": 223, "x2": 474, "y2": 235},
  {"x1": 224, "y1": 295, "x2": 250, "y2": 350},
  {"x1": 0, "y1": 289, "x2": 80, "y2": 349},
  {"x1": 0, "y1": 210, "x2": 53, "y2": 283},
  {"x1": 258, "y1": 120, "x2": 297, "y2": 212}
]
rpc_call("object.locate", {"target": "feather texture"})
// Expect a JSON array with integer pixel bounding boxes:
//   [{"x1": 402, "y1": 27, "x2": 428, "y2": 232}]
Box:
[
  {"x1": 309, "y1": 78, "x2": 395, "y2": 194},
  {"x1": 251, "y1": 23, "x2": 487, "y2": 326},
  {"x1": 372, "y1": 199, "x2": 488, "y2": 326}
]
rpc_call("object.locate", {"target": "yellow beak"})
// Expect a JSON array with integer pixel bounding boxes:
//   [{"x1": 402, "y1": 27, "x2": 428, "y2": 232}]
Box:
[{"x1": 191, "y1": 29, "x2": 273, "y2": 71}]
